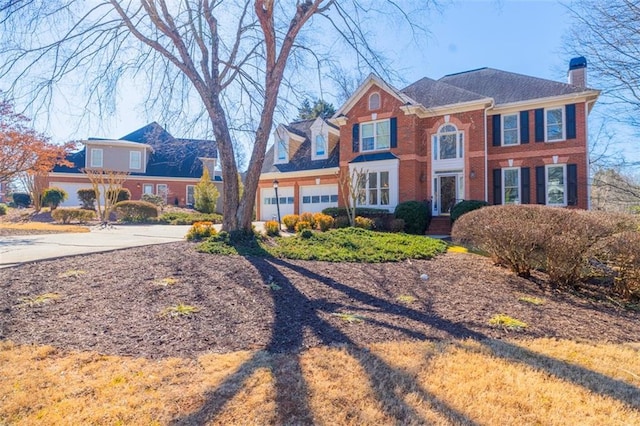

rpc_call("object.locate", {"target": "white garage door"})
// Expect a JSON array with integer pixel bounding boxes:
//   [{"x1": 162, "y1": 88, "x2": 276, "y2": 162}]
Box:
[
  {"x1": 49, "y1": 182, "x2": 94, "y2": 207},
  {"x1": 260, "y1": 187, "x2": 294, "y2": 221},
  {"x1": 300, "y1": 184, "x2": 338, "y2": 214}
]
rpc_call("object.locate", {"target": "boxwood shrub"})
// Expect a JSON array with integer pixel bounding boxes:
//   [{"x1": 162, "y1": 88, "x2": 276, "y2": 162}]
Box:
[
  {"x1": 450, "y1": 200, "x2": 489, "y2": 224},
  {"x1": 394, "y1": 201, "x2": 430, "y2": 234},
  {"x1": 12, "y1": 193, "x2": 31, "y2": 208},
  {"x1": 113, "y1": 200, "x2": 158, "y2": 222},
  {"x1": 52, "y1": 208, "x2": 95, "y2": 224}
]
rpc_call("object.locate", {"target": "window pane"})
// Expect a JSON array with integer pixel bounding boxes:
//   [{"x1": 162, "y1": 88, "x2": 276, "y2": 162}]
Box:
[
  {"x1": 315, "y1": 135, "x2": 325, "y2": 156},
  {"x1": 302, "y1": 196, "x2": 311, "y2": 204},
  {"x1": 504, "y1": 169, "x2": 518, "y2": 187},
  {"x1": 280, "y1": 197, "x2": 287, "y2": 204},
  {"x1": 330, "y1": 195, "x2": 338, "y2": 202},
  {"x1": 439, "y1": 134, "x2": 457, "y2": 159},
  {"x1": 369, "y1": 189, "x2": 378, "y2": 205},
  {"x1": 504, "y1": 114, "x2": 518, "y2": 130},
  {"x1": 380, "y1": 188, "x2": 389, "y2": 205},
  {"x1": 287, "y1": 197, "x2": 294, "y2": 204},
  {"x1": 321, "y1": 195, "x2": 330, "y2": 203},
  {"x1": 369, "y1": 93, "x2": 380, "y2": 110},
  {"x1": 376, "y1": 120, "x2": 390, "y2": 149},
  {"x1": 312, "y1": 195, "x2": 320, "y2": 203},
  {"x1": 264, "y1": 198, "x2": 271, "y2": 205},
  {"x1": 380, "y1": 171, "x2": 389, "y2": 188},
  {"x1": 547, "y1": 166, "x2": 565, "y2": 204},
  {"x1": 271, "y1": 197, "x2": 277, "y2": 204},
  {"x1": 504, "y1": 187, "x2": 519, "y2": 204},
  {"x1": 546, "y1": 109, "x2": 563, "y2": 141},
  {"x1": 441, "y1": 124, "x2": 456, "y2": 133},
  {"x1": 368, "y1": 172, "x2": 378, "y2": 189},
  {"x1": 277, "y1": 140, "x2": 286, "y2": 160}
]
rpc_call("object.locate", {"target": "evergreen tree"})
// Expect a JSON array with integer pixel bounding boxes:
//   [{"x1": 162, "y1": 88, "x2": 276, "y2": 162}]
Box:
[{"x1": 194, "y1": 168, "x2": 220, "y2": 214}]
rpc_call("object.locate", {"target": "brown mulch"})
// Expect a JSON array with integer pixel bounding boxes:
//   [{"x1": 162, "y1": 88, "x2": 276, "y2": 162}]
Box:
[{"x1": 0, "y1": 241, "x2": 638, "y2": 359}]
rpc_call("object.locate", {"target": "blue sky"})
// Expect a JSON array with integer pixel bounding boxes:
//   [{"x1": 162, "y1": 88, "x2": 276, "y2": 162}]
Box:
[{"x1": 32, "y1": 0, "x2": 637, "y2": 166}]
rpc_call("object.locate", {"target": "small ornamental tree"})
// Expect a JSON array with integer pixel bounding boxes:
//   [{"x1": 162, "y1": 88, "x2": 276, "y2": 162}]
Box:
[
  {"x1": 41, "y1": 187, "x2": 68, "y2": 210},
  {"x1": 194, "y1": 168, "x2": 220, "y2": 214}
]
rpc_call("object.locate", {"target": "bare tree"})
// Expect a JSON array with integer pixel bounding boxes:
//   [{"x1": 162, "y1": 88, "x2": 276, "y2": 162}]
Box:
[
  {"x1": 337, "y1": 167, "x2": 367, "y2": 226},
  {"x1": 565, "y1": 0, "x2": 640, "y2": 131},
  {"x1": 0, "y1": 1, "x2": 433, "y2": 231},
  {"x1": 84, "y1": 169, "x2": 129, "y2": 222}
]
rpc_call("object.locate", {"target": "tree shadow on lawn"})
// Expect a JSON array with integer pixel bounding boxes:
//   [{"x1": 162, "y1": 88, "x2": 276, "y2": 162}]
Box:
[{"x1": 173, "y1": 256, "x2": 640, "y2": 424}]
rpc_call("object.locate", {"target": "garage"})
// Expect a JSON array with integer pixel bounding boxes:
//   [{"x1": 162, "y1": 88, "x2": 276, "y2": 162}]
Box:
[
  {"x1": 260, "y1": 186, "x2": 294, "y2": 221},
  {"x1": 49, "y1": 181, "x2": 94, "y2": 207},
  {"x1": 299, "y1": 184, "x2": 338, "y2": 214}
]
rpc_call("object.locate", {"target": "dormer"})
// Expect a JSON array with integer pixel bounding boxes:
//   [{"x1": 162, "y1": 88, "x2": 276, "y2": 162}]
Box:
[
  {"x1": 83, "y1": 139, "x2": 153, "y2": 172},
  {"x1": 310, "y1": 117, "x2": 340, "y2": 161},
  {"x1": 273, "y1": 124, "x2": 305, "y2": 164}
]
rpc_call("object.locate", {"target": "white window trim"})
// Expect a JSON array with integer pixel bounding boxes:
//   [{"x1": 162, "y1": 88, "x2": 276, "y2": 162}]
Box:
[
  {"x1": 502, "y1": 113, "x2": 520, "y2": 146},
  {"x1": 157, "y1": 184, "x2": 169, "y2": 203},
  {"x1": 186, "y1": 185, "x2": 195, "y2": 206},
  {"x1": 348, "y1": 158, "x2": 399, "y2": 212},
  {"x1": 432, "y1": 124, "x2": 464, "y2": 161},
  {"x1": 142, "y1": 184, "x2": 154, "y2": 195},
  {"x1": 368, "y1": 92, "x2": 381, "y2": 111},
  {"x1": 360, "y1": 119, "x2": 391, "y2": 152},
  {"x1": 311, "y1": 134, "x2": 328, "y2": 161},
  {"x1": 502, "y1": 167, "x2": 521, "y2": 205},
  {"x1": 274, "y1": 137, "x2": 288, "y2": 164},
  {"x1": 545, "y1": 164, "x2": 567, "y2": 206},
  {"x1": 544, "y1": 107, "x2": 566, "y2": 142},
  {"x1": 90, "y1": 148, "x2": 103, "y2": 168},
  {"x1": 129, "y1": 151, "x2": 142, "y2": 170}
]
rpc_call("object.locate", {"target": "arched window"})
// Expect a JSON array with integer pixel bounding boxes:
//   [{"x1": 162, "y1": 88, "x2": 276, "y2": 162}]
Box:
[
  {"x1": 315, "y1": 134, "x2": 326, "y2": 156},
  {"x1": 433, "y1": 124, "x2": 463, "y2": 160},
  {"x1": 368, "y1": 92, "x2": 380, "y2": 110}
]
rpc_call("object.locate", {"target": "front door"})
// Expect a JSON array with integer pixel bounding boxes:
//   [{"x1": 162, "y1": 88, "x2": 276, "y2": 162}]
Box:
[{"x1": 436, "y1": 174, "x2": 462, "y2": 215}]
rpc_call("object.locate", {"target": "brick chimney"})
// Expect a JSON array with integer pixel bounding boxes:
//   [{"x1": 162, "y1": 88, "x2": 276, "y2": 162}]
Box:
[{"x1": 568, "y1": 56, "x2": 587, "y2": 87}]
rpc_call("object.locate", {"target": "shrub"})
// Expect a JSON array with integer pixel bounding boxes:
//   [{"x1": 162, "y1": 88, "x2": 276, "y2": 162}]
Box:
[
  {"x1": 12, "y1": 192, "x2": 31, "y2": 208},
  {"x1": 299, "y1": 212, "x2": 315, "y2": 228},
  {"x1": 450, "y1": 200, "x2": 489, "y2": 224},
  {"x1": 313, "y1": 213, "x2": 334, "y2": 232},
  {"x1": 186, "y1": 221, "x2": 217, "y2": 241},
  {"x1": 295, "y1": 220, "x2": 312, "y2": 232},
  {"x1": 354, "y1": 216, "x2": 374, "y2": 230},
  {"x1": 141, "y1": 193, "x2": 165, "y2": 207},
  {"x1": 389, "y1": 218, "x2": 405, "y2": 233},
  {"x1": 334, "y1": 216, "x2": 350, "y2": 228},
  {"x1": 113, "y1": 200, "x2": 158, "y2": 222},
  {"x1": 157, "y1": 211, "x2": 223, "y2": 225},
  {"x1": 77, "y1": 188, "x2": 96, "y2": 210},
  {"x1": 596, "y1": 231, "x2": 640, "y2": 300},
  {"x1": 41, "y1": 187, "x2": 68, "y2": 210},
  {"x1": 0, "y1": 203, "x2": 7, "y2": 215},
  {"x1": 51, "y1": 208, "x2": 95, "y2": 224},
  {"x1": 194, "y1": 168, "x2": 219, "y2": 213},
  {"x1": 322, "y1": 207, "x2": 389, "y2": 218},
  {"x1": 282, "y1": 214, "x2": 299, "y2": 232},
  {"x1": 299, "y1": 228, "x2": 314, "y2": 239},
  {"x1": 264, "y1": 220, "x2": 280, "y2": 236},
  {"x1": 394, "y1": 201, "x2": 430, "y2": 234},
  {"x1": 107, "y1": 188, "x2": 131, "y2": 203}
]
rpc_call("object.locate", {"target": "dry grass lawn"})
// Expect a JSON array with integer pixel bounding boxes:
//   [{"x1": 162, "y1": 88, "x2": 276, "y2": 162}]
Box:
[
  {"x1": 2, "y1": 338, "x2": 639, "y2": 425},
  {"x1": 0, "y1": 222, "x2": 89, "y2": 235}
]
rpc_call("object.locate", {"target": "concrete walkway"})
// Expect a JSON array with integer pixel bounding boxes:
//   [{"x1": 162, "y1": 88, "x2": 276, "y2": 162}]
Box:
[{"x1": 0, "y1": 224, "x2": 192, "y2": 268}]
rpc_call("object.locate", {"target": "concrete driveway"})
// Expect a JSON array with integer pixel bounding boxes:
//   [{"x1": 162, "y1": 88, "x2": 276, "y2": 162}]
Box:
[{"x1": 0, "y1": 224, "x2": 192, "y2": 268}]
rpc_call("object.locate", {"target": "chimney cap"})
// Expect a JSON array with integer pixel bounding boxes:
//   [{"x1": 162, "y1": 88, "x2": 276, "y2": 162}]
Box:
[{"x1": 569, "y1": 56, "x2": 587, "y2": 70}]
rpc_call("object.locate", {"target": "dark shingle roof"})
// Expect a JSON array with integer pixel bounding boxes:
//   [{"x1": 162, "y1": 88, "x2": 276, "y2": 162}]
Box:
[
  {"x1": 439, "y1": 68, "x2": 591, "y2": 105},
  {"x1": 401, "y1": 77, "x2": 489, "y2": 108},
  {"x1": 53, "y1": 122, "x2": 218, "y2": 179},
  {"x1": 261, "y1": 119, "x2": 339, "y2": 174}
]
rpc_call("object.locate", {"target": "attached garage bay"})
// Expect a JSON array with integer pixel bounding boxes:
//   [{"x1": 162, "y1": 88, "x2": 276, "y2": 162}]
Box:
[
  {"x1": 49, "y1": 182, "x2": 93, "y2": 207},
  {"x1": 260, "y1": 187, "x2": 294, "y2": 221},
  {"x1": 299, "y1": 184, "x2": 338, "y2": 214}
]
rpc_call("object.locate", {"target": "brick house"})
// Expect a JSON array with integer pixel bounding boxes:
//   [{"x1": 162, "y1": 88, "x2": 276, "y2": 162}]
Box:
[
  {"x1": 258, "y1": 58, "x2": 599, "y2": 231},
  {"x1": 47, "y1": 122, "x2": 222, "y2": 209}
]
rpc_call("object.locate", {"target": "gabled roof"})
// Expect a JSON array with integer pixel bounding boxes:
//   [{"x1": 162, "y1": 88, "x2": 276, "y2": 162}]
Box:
[
  {"x1": 261, "y1": 119, "x2": 339, "y2": 174},
  {"x1": 401, "y1": 77, "x2": 490, "y2": 109},
  {"x1": 52, "y1": 123, "x2": 218, "y2": 179},
  {"x1": 439, "y1": 68, "x2": 596, "y2": 105}
]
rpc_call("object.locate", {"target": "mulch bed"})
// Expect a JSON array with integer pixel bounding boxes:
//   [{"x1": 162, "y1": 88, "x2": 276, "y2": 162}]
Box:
[{"x1": 1, "y1": 241, "x2": 639, "y2": 359}]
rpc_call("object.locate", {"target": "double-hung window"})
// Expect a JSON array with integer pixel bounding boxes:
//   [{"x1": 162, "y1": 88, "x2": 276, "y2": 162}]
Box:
[
  {"x1": 361, "y1": 120, "x2": 390, "y2": 151},
  {"x1": 502, "y1": 114, "x2": 519, "y2": 146},
  {"x1": 357, "y1": 171, "x2": 390, "y2": 206},
  {"x1": 546, "y1": 164, "x2": 566, "y2": 206},
  {"x1": 545, "y1": 107, "x2": 564, "y2": 141},
  {"x1": 502, "y1": 168, "x2": 520, "y2": 204},
  {"x1": 90, "y1": 148, "x2": 103, "y2": 167}
]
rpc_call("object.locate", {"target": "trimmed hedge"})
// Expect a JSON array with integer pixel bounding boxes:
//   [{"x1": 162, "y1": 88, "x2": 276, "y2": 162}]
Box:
[
  {"x1": 450, "y1": 200, "x2": 489, "y2": 224},
  {"x1": 107, "y1": 188, "x2": 131, "y2": 203},
  {"x1": 42, "y1": 187, "x2": 68, "y2": 210},
  {"x1": 394, "y1": 201, "x2": 430, "y2": 235},
  {"x1": 77, "y1": 188, "x2": 96, "y2": 209},
  {"x1": 113, "y1": 200, "x2": 158, "y2": 222},
  {"x1": 12, "y1": 193, "x2": 31, "y2": 208},
  {"x1": 52, "y1": 208, "x2": 95, "y2": 224}
]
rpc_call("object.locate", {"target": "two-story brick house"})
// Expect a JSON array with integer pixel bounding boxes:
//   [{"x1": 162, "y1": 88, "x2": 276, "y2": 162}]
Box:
[
  {"x1": 258, "y1": 58, "x2": 599, "y2": 230},
  {"x1": 47, "y1": 122, "x2": 222, "y2": 209}
]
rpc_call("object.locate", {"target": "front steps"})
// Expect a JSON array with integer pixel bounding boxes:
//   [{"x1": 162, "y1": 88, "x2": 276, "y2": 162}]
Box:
[{"x1": 427, "y1": 216, "x2": 452, "y2": 236}]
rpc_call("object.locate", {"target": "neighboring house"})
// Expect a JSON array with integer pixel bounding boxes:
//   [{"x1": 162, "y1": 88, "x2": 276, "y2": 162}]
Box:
[
  {"x1": 258, "y1": 57, "x2": 599, "y2": 229},
  {"x1": 47, "y1": 122, "x2": 222, "y2": 209},
  {"x1": 257, "y1": 117, "x2": 340, "y2": 220}
]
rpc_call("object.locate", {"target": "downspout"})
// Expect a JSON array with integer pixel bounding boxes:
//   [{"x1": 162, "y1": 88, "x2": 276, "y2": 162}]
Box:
[
  {"x1": 483, "y1": 100, "x2": 495, "y2": 202},
  {"x1": 586, "y1": 98, "x2": 596, "y2": 210}
]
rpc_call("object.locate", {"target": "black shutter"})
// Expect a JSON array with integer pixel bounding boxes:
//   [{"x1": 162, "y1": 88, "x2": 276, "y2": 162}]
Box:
[
  {"x1": 566, "y1": 104, "x2": 576, "y2": 139},
  {"x1": 567, "y1": 164, "x2": 578, "y2": 205},
  {"x1": 390, "y1": 117, "x2": 398, "y2": 148},
  {"x1": 493, "y1": 169, "x2": 502, "y2": 205},
  {"x1": 492, "y1": 114, "x2": 501, "y2": 146},
  {"x1": 535, "y1": 166, "x2": 546, "y2": 204},
  {"x1": 520, "y1": 111, "x2": 529, "y2": 144},
  {"x1": 521, "y1": 167, "x2": 530, "y2": 204},
  {"x1": 352, "y1": 123, "x2": 359, "y2": 153},
  {"x1": 535, "y1": 108, "x2": 544, "y2": 142}
]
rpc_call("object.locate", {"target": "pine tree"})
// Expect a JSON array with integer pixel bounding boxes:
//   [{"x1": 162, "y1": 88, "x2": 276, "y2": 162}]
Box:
[{"x1": 194, "y1": 168, "x2": 220, "y2": 214}]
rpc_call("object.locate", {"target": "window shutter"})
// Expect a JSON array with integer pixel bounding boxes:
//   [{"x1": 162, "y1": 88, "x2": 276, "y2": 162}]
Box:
[
  {"x1": 521, "y1": 167, "x2": 530, "y2": 204},
  {"x1": 566, "y1": 104, "x2": 576, "y2": 139},
  {"x1": 352, "y1": 123, "x2": 359, "y2": 153},
  {"x1": 493, "y1": 169, "x2": 502, "y2": 205},
  {"x1": 535, "y1": 109, "x2": 544, "y2": 142},
  {"x1": 567, "y1": 164, "x2": 578, "y2": 205},
  {"x1": 535, "y1": 166, "x2": 546, "y2": 204},
  {"x1": 390, "y1": 117, "x2": 398, "y2": 148},
  {"x1": 492, "y1": 114, "x2": 501, "y2": 146},
  {"x1": 520, "y1": 111, "x2": 529, "y2": 144}
]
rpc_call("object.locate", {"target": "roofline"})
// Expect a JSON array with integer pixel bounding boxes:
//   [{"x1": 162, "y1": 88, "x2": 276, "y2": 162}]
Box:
[
  {"x1": 401, "y1": 97, "x2": 494, "y2": 118},
  {"x1": 83, "y1": 139, "x2": 153, "y2": 150},
  {"x1": 442, "y1": 67, "x2": 489, "y2": 78},
  {"x1": 489, "y1": 89, "x2": 601, "y2": 114},
  {"x1": 260, "y1": 167, "x2": 340, "y2": 180}
]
